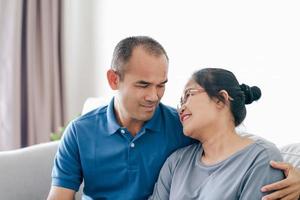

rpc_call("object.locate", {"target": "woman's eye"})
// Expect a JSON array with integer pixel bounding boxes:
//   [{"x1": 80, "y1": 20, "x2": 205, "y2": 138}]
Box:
[{"x1": 185, "y1": 93, "x2": 191, "y2": 99}]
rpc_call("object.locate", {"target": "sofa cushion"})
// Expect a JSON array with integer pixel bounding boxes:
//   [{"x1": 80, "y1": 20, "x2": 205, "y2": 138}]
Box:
[
  {"x1": 81, "y1": 97, "x2": 108, "y2": 115},
  {"x1": 239, "y1": 132, "x2": 300, "y2": 168},
  {"x1": 0, "y1": 141, "x2": 59, "y2": 200},
  {"x1": 0, "y1": 141, "x2": 83, "y2": 200},
  {"x1": 280, "y1": 143, "x2": 300, "y2": 168}
]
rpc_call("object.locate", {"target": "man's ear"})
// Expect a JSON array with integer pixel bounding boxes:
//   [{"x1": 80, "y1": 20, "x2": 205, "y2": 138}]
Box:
[{"x1": 107, "y1": 69, "x2": 120, "y2": 90}]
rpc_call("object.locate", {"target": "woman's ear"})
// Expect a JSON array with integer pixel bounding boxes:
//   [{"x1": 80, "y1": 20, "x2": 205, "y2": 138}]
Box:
[
  {"x1": 216, "y1": 90, "x2": 232, "y2": 108},
  {"x1": 107, "y1": 69, "x2": 120, "y2": 90}
]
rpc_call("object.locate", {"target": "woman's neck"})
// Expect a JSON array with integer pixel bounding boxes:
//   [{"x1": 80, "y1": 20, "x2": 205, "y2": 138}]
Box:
[{"x1": 199, "y1": 125, "x2": 253, "y2": 165}]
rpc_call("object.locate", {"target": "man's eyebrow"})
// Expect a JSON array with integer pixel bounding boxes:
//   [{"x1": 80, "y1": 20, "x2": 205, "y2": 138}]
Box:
[
  {"x1": 135, "y1": 80, "x2": 151, "y2": 85},
  {"x1": 135, "y1": 79, "x2": 168, "y2": 85},
  {"x1": 160, "y1": 79, "x2": 168, "y2": 84}
]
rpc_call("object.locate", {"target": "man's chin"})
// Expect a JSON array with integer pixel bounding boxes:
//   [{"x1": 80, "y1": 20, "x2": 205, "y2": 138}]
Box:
[
  {"x1": 138, "y1": 111, "x2": 155, "y2": 121},
  {"x1": 141, "y1": 105, "x2": 157, "y2": 112}
]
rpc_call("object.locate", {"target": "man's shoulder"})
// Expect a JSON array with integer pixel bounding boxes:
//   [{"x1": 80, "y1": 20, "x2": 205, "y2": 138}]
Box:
[
  {"x1": 74, "y1": 104, "x2": 108, "y2": 124},
  {"x1": 61, "y1": 105, "x2": 109, "y2": 142},
  {"x1": 158, "y1": 103, "x2": 179, "y2": 118}
]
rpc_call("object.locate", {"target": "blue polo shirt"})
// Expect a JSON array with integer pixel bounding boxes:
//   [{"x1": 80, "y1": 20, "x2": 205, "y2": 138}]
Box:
[{"x1": 52, "y1": 98, "x2": 194, "y2": 200}]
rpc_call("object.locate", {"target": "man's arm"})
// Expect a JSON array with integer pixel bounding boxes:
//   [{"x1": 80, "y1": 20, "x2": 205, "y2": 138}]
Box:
[
  {"x1": 47, "y1": 186, "x2": 75, "y2": 200},
  {"x1": 48, "y1": 122, "x2": 83, "y2": 200},
  {"x1": 261, "y1": 161, "x2": 300, "y2": 200}
]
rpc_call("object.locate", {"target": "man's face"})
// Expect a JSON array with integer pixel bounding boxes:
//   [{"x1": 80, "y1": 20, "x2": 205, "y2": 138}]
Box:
[{"x1": 115, "y1": 47, "x2": 168, "y2": 122}]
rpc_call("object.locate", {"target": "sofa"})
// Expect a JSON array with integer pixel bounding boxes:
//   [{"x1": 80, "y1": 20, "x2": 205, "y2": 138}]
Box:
[{"x1": 0, "y1": 97, "x2": 299, "y2": 200}]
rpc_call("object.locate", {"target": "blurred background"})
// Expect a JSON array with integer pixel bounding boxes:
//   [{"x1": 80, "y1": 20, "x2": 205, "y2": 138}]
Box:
[{"x1": 1, "y1": 0, "x2": 299, "y2": 150}]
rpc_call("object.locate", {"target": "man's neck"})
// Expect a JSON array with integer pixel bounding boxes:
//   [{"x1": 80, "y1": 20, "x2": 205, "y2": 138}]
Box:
[
  {"x1": 117, "y1": 116, "x2": 144, "y2": 137},
  {"x1": 113, "y1": 100, "x2": 144, "y2": 137}
]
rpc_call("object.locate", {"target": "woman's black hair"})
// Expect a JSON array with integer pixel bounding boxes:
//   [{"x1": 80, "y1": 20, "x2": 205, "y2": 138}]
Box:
[{"x1": 192, "y1": 68, "x2": 261, "y2": 126}]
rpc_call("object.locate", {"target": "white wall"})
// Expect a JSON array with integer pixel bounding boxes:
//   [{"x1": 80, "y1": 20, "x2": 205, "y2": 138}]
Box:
[
  {"x1": 64, "y1": 0, "x2": 300, "y2": 146},
  {"x1": 63, "y1": 0, "x2": 100, "y2": 122},
  {"x1": 92, "y1": 0, "x2": 300, "y2": 146}
]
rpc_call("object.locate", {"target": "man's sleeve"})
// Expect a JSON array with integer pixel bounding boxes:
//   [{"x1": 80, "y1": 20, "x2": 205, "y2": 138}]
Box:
[
  {"x1": 51, "y1": 121, "x2": 83, "y2": 191},
  {"x1": 238, "y1": 150, "x2": 285, "y2": 199}
]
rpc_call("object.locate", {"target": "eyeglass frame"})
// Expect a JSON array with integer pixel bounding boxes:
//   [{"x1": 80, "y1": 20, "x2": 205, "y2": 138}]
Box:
[
  {"x1": 177, "y1": 88, "x2": 206, "y2": 112},
  {"x1": 177, "y1": 87, "x2": 235, "y2": 112}
]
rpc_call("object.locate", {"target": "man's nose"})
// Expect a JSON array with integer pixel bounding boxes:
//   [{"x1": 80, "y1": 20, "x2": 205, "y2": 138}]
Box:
[{"x1": 145, "y1": 87, "x2": 159, "y2": 102}]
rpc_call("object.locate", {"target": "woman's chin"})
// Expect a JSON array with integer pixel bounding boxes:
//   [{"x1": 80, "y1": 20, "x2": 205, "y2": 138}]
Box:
[{"x1": 183, "y1": 128, "x2": 192, "y2": 137}]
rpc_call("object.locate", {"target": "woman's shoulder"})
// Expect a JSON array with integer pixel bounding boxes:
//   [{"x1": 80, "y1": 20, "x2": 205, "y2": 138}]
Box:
[
  {"x1": 239, "y1": 132, "x2": 283, "y2": 161},
  {"x1": 175, "y1": 142, "x2": 201, "y2": 154},
  {"x1": 167, "y1": 143, "x2": 201, "y2": 164},
  {"x1": 251, "y1": 138, "x2": 283, "y2": 162}
]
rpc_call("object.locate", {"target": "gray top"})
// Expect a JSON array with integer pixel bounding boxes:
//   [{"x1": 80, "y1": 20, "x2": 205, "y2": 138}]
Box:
[{"x1": 149, "y1": 139, "x2": 284, "y2": 200}]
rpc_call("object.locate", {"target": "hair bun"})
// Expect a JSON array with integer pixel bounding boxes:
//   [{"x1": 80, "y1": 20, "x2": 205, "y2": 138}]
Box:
[{"x1": 240, "y1": 84, "x2": 261, "y2": 104}]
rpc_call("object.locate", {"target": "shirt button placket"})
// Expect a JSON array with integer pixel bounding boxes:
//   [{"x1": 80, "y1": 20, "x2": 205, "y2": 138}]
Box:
[{"x1": 128, "y1": 141, "x2": 138, "y2": 171}]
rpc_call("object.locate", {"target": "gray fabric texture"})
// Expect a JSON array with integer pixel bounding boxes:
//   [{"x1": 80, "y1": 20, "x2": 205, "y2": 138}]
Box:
[{"x1": 150, "y1": 139, "x2": 284, "y2": 200}]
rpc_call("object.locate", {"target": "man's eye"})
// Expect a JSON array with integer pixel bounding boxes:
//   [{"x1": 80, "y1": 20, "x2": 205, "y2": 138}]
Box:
[
  {"x1": 157, "y1": 84, "x2": 165, "y2": 88},
  {"x1": 137, "y1": 85, "x2": 148, "y2": 88}
]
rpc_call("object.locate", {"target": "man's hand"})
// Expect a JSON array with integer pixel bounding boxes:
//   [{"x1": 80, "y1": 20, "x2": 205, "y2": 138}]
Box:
[
  {"x1": 261, "y1": 161, "x2": 300, "y2": 200},
  {"x1": 47, "y1": 186, "x2": 75, "y2": 200}
]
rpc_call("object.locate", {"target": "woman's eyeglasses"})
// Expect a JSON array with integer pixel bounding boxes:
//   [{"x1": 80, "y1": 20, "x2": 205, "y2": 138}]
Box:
[{"x1": 177, "y1": 88, "x2": 206, "y2": 112}]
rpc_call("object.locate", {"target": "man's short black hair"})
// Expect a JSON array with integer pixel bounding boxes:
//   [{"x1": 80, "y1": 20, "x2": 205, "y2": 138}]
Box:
[{"x1": 111, "y1": 36, "x2": 169, "y2": 80}]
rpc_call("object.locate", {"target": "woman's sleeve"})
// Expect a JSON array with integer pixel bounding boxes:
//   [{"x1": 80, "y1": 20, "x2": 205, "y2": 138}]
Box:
[
  {"x1": 148, "y1": 151, "x2": 179, "y2": 200},
  {"x1": 239, "y1": 148, "x2": 285, "y2": 200}
]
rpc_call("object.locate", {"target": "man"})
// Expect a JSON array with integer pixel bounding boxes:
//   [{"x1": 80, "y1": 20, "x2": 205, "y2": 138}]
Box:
[{"x1": 47, "y1": 36, "x2": 300, "y2": 200}]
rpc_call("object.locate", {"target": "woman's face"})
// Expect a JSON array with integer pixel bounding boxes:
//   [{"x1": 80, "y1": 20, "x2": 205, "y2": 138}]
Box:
[{"x1": 178, "y1": 79, "x2": 219, "y2": 138}]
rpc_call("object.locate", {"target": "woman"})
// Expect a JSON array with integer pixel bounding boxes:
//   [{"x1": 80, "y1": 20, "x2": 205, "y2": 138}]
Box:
[{"x1": 149, "y1": 68, "x2": 284, "y2": 200}]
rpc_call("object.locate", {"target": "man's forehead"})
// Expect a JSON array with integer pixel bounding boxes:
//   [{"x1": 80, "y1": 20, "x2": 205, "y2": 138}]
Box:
[{"x1": 123, "y1": 66, "x2": 168, "y2": 83}]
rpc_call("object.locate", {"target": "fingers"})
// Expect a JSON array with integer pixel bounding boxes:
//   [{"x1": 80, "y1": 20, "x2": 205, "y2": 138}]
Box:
[
  {"x1": 261, "y1": 187, "x2": 291, "y2": 200},
  {"x1": 262, "y1": 162, "x2": 300, "y2": 200},
  {"x1": 270, "y1": 161, "x2": 292, "y2": 176},
  {"x1": 281, "y1": 192, "x2": 300, "y2": 200},
  {"x1": 270, "y1": 160, "x2": 288, "y2": 169},
  {"x1": 261, "y1": 179, "x2": 290, "y2": 192},
  {"x1": 262, "y1": 185, "x2": 300, "y2": 200},
  {"x1": 269, "y1": 160, "x2": 292, "y2": 169}
]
